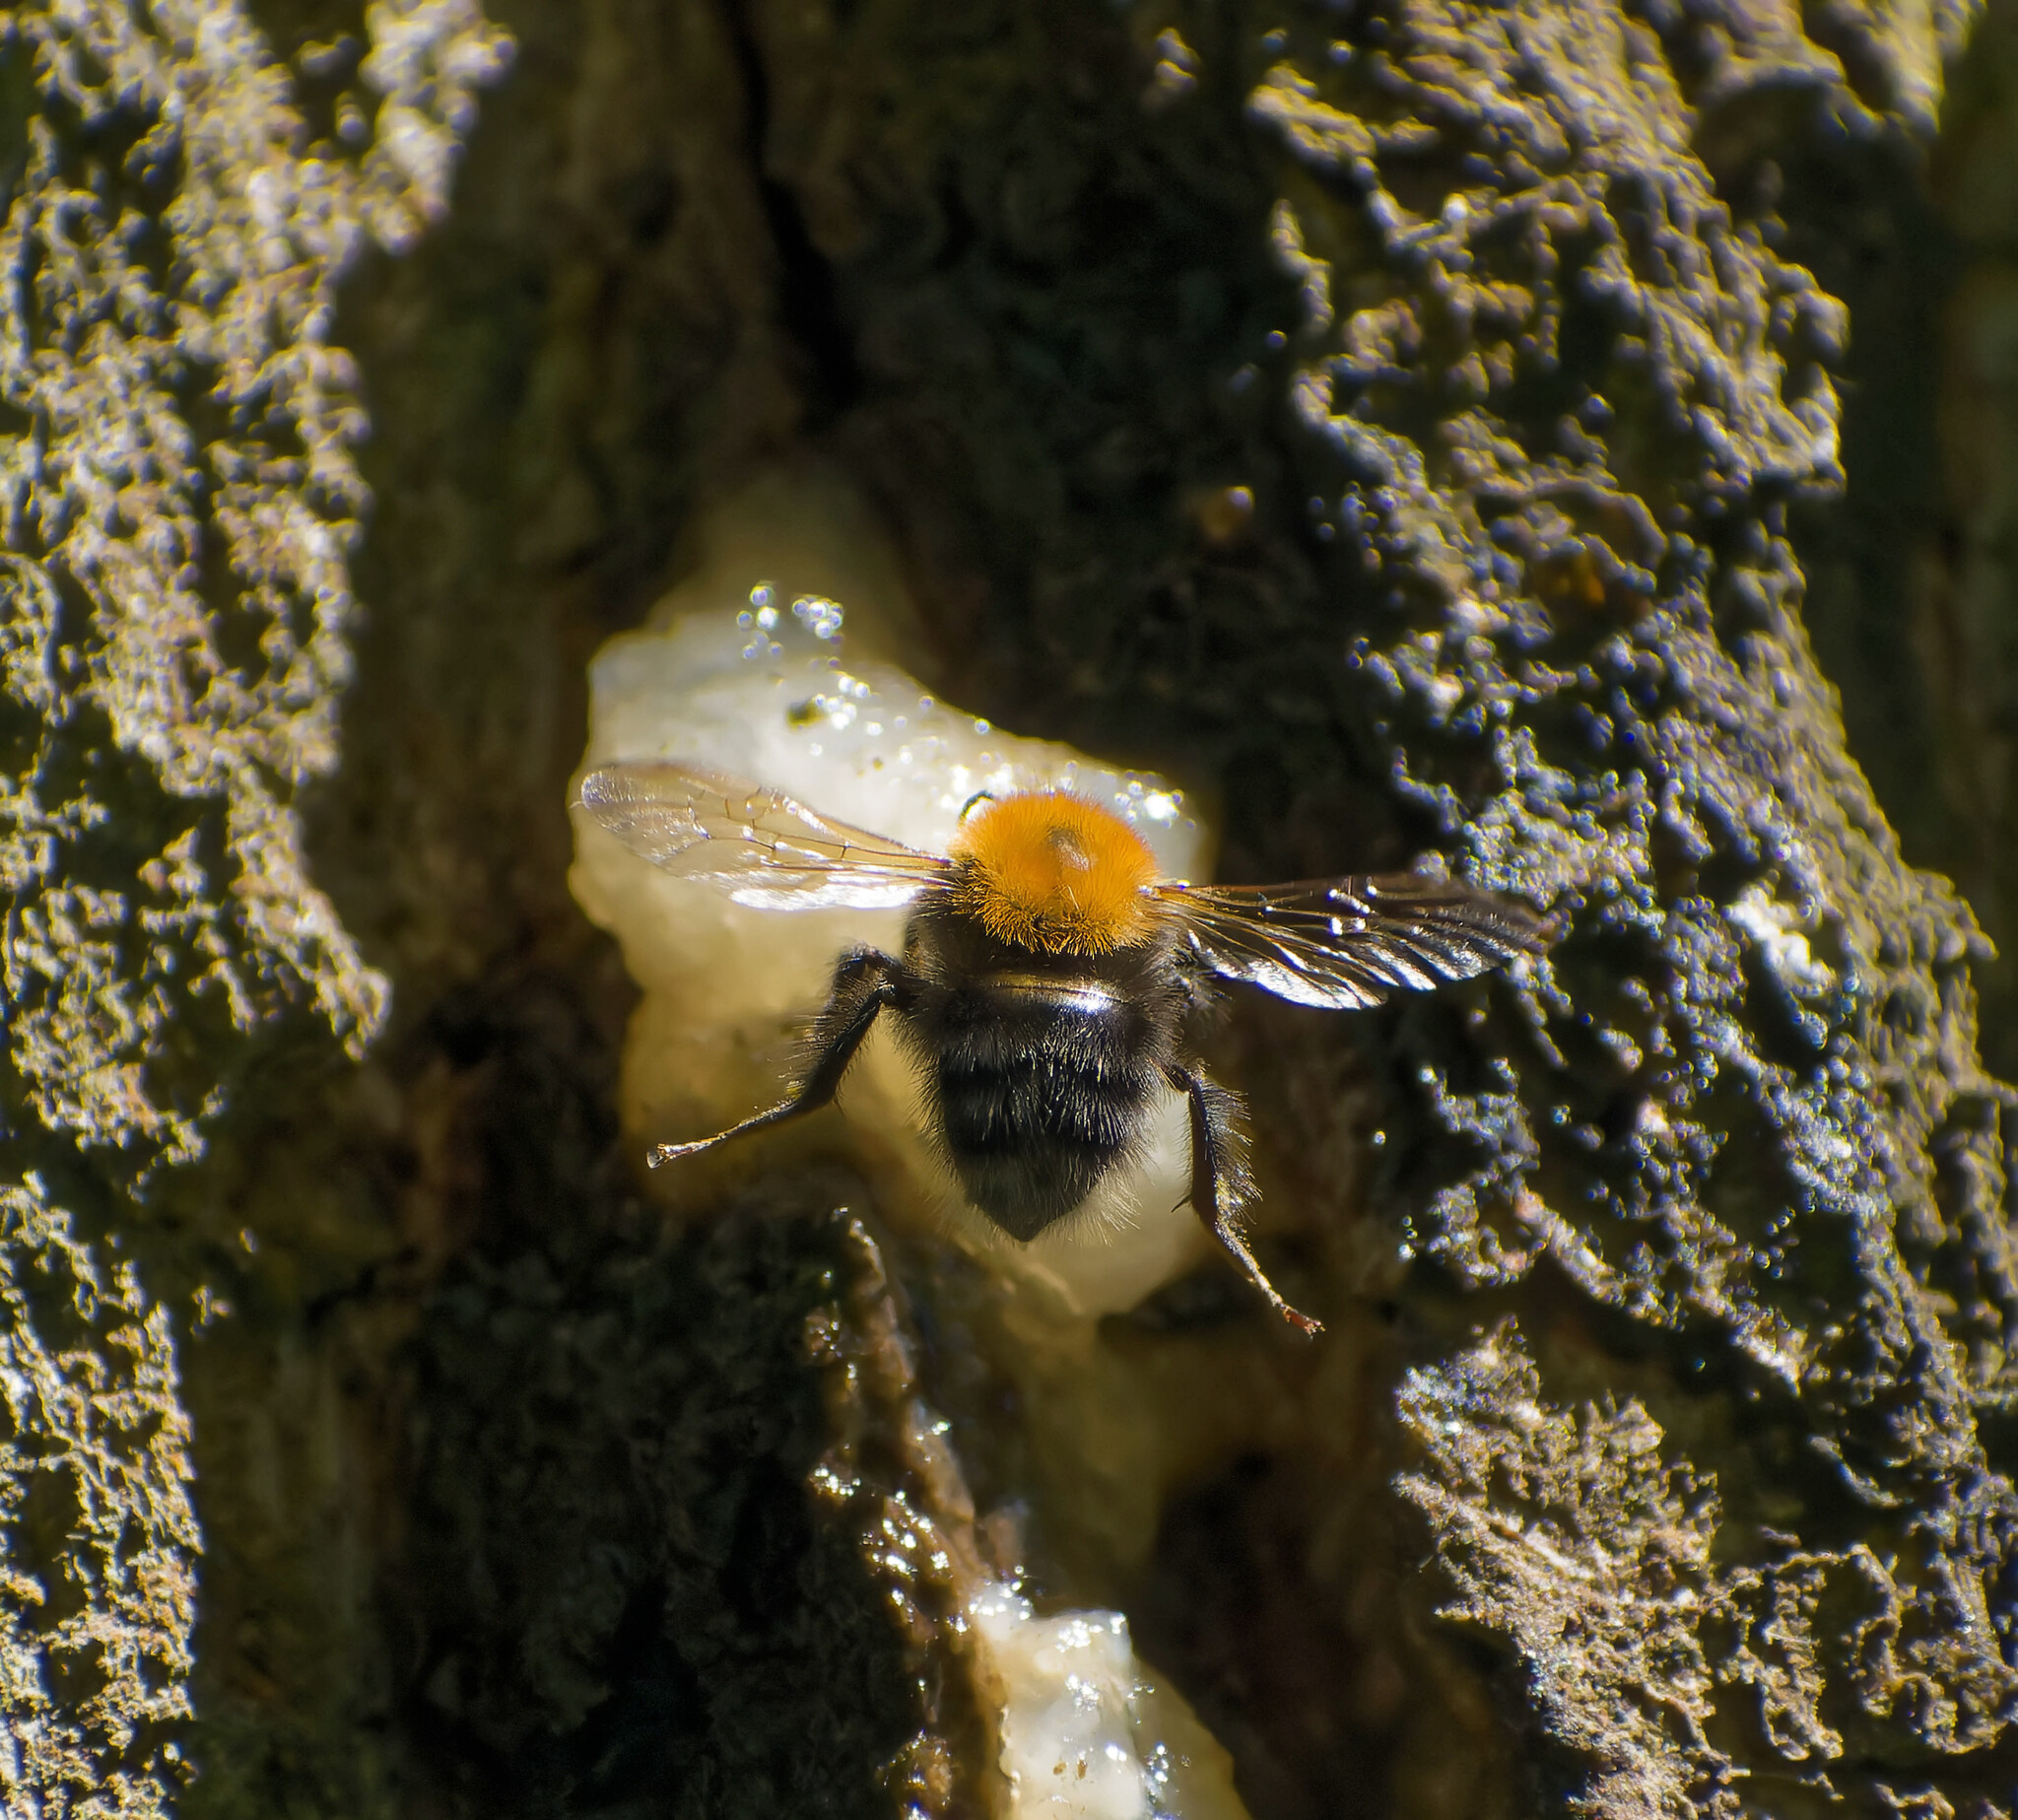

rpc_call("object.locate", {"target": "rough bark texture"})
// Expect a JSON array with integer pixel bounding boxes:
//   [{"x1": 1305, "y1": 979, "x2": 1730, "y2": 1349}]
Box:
[
  {"x1": 0, "y1": 3, "x2": 507, "y2": 1812},
  {"x1": 3, "y1": 0, "x2": 2017, "y2": 1816}
]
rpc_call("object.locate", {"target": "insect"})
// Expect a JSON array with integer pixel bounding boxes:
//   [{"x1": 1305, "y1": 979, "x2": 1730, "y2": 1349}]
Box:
[{"x1": 574, "y1": 762, "x2": 1549, "y2": 1333}]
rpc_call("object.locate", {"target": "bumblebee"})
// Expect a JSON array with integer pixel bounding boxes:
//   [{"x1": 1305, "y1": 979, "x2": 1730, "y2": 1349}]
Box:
[{"x1": 575, "y1": 764, "x2": 1547, "y2": 1332}]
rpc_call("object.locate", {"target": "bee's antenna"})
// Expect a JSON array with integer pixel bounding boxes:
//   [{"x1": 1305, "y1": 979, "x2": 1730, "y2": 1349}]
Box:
[{"x1": 958, "y1": 789, "x2": 997, "y2": 823}]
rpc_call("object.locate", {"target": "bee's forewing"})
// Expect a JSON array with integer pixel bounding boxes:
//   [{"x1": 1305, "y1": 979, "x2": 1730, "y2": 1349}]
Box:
[
  {"x1": 1160, "y1": 874, "x2": 1550, "y2": 1008},
  {"x1": 574, "y1": 762, "x2": 952, "y2": 910}
]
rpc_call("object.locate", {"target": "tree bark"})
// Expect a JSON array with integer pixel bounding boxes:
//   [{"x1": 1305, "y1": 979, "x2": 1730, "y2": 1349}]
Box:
[{"x1": 2, "y1": 0, "x2": 2014, "y2": 1815}]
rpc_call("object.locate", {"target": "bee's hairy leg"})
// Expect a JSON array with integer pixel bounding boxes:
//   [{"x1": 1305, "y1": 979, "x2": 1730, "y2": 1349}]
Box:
[
  {"x1": 648, "y1": 948, "x2": 909, "y2": 1167},
  {"x1": 1161, "y1": 1061, "x2": 1323, "y2": 1336}
]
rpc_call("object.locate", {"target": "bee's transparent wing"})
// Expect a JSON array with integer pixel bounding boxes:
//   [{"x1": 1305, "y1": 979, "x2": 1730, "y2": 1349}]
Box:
[
  {"x1": 574, "y1": 762, "x2": 952, "y2": 910},
  {"x1": 1161, "y1": 874, "x2": 1549, "y2": 1008}
]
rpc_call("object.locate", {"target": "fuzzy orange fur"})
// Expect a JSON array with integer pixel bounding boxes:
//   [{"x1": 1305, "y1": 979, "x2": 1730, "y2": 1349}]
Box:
[{"x1": 949, "y1": 792, "x2": 1161, "y2": 955}]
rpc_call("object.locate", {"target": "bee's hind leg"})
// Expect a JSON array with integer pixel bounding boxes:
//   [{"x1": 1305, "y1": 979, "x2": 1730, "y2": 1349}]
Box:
[
  {"x1": 1162, "y1": 1061, "x2": 1322, "y2": 1335},
  {"x1": 649, "y1": 948, "x2": 908, "y2": 1167}
]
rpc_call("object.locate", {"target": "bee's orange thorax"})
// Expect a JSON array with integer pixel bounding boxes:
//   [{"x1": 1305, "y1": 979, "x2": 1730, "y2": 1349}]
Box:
[{"x1": 949, "y1": 792, "x2": 1160, "y2": 955}]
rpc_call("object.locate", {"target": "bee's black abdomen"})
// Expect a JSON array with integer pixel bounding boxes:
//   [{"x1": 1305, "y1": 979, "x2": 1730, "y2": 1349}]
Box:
[
  {"x1": 938, "y1": 1050, "x2": 1149, "y2": 1241},
  {"x1": 894, "y1": 904, "x2": 1191, "y2": 1242},
  {"x1": 908, "y1": 978, "x2": 1166, "y2": 1241}
]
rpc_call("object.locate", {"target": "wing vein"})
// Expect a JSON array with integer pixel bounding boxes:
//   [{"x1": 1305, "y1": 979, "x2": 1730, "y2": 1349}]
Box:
[
  {"x1": 574, "y1": 761, "x2": 953, "y2": 911},
  {"x1": 1162, "y1": 874, "x2": 1548, "y2": 1008}
]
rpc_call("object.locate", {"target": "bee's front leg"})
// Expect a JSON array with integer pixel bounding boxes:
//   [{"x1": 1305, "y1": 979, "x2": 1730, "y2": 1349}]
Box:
[
  {"x1": 649, "y1": 948, "x2": 909, "y2": 1166},
  {"x1": 1161, "y1": 1061, "x2": 1322, "y2": 1335}
]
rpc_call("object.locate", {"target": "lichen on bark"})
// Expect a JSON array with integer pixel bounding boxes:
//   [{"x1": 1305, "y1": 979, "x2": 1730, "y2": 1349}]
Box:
[{"x1": 1397, "y1": 1325, "x2": 1732, "y2": 1816}]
